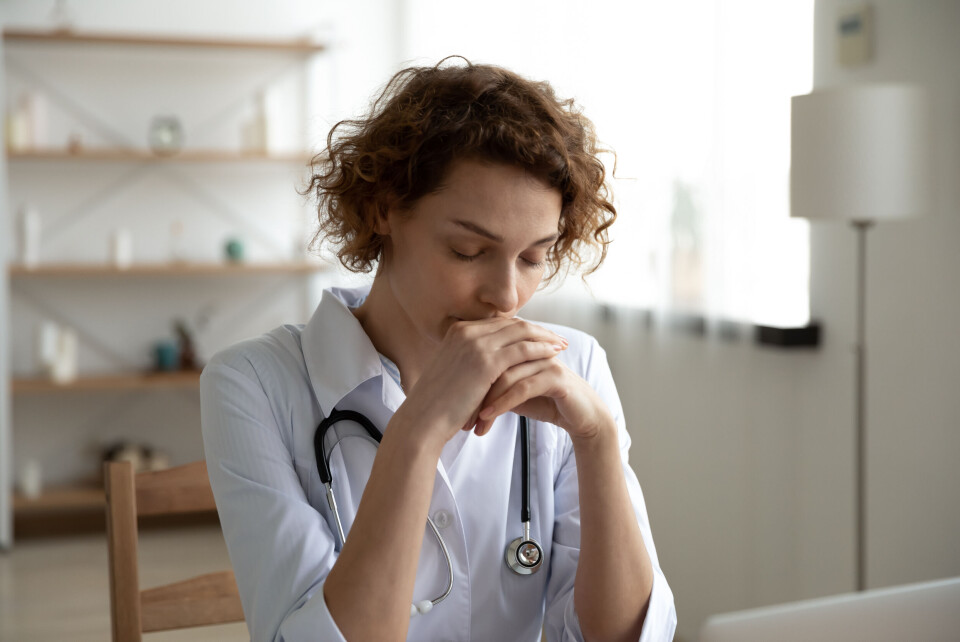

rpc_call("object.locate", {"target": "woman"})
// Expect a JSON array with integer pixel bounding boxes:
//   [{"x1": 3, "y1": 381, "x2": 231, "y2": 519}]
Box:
[{"x1": 200, "y1": 58, "x2": 676, "y2": 642}]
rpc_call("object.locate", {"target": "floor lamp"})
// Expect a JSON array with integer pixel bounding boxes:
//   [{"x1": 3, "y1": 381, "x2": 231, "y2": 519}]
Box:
[{"x1": 790, "y1": 84, "x2": 932, "y2": 592}]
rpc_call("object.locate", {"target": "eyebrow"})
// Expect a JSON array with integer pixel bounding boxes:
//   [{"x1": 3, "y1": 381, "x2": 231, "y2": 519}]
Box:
[{"x1": 451, "y1": 219, "x2": 559, "y2": 247}]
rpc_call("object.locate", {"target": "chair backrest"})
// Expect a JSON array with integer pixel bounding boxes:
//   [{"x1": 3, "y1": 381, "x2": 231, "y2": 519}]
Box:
[{"x1": 104, "y1": 460, "x2": 245, "y2": 641}]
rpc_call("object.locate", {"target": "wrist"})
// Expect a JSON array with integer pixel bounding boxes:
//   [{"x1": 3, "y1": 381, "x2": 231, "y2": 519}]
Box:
[
  {"x1": 569, "y1": 412, "x2": 618, "y2": 455},
  {"x1": 387, "y1": 402, "x2": 447, "y2": 460}
]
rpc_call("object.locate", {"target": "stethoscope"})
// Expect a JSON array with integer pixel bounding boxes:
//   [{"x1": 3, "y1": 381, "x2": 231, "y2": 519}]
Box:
[{"x1": 314, "y1": 409, "x2": 542, "y2": 617}]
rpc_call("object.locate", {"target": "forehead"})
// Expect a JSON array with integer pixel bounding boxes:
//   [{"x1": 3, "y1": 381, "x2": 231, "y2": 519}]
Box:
[{"x1": 422, "y1": 159, "x2": 562, "y2": 232}]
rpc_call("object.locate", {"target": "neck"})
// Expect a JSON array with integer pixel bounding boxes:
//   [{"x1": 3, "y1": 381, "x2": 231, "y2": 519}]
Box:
[{"x1": 352, "y1": 276, "x2": 433, "y2": 391}]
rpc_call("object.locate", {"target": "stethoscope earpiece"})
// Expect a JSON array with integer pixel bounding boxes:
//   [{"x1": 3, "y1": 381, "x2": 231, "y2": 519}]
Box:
[{"x1": 411, "y1": 599, "x2": 434, "y2": 617}]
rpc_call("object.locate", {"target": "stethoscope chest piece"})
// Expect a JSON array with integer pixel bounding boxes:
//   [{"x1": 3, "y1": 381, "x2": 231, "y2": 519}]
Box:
[{"x1": 505, "y1": 527, "x2": 543, "y2": 575}]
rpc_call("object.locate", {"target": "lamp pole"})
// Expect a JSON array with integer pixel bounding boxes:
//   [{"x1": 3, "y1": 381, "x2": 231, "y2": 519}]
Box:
[{"x1": 853, "y1": 219, "x2": 872, "y2": 592}]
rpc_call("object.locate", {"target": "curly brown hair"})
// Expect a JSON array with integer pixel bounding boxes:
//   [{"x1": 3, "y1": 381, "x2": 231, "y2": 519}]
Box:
[{"x1": 302, "y1": 56, "x2": 616, "y2": 282}]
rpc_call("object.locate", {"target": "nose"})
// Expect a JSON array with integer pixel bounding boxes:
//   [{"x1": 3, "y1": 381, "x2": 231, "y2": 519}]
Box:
[{"x1": 478, "y1": 261, "x2": 519, "y2": 314}]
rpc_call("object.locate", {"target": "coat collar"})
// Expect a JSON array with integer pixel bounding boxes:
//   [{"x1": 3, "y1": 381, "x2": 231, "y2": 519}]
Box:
[{"x1": 300, "y1": 285, "x2": 387, "y2": 417}]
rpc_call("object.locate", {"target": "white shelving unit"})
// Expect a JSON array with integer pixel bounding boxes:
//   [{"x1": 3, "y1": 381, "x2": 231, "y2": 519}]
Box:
[{"x1": 1, "y1": 27, "x2": 330, "y2": 546}]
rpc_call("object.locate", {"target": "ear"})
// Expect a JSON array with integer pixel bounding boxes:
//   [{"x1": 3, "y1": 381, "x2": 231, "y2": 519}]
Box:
[{"x1": 373, "y1": 201, "x2": 393, "y2": 236}]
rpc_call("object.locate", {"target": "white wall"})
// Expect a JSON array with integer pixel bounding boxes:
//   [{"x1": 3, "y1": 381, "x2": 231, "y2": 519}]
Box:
[{"x1": 799, "y1": 0, "x2": 960, "y2": 593}]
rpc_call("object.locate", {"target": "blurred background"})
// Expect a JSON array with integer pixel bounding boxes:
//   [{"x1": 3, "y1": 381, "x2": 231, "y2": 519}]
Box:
[{"x1": 1, "y1": 1, "x2": 958, "y2": 640}]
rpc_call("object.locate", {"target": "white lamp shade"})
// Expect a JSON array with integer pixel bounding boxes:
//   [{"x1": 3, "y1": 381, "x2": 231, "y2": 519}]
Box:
[{"x1": 790, "y1": 84, "x2": 932, "y2": 222}]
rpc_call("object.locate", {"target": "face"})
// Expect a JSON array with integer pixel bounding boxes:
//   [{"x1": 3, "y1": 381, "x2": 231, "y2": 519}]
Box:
[{"x1": 377, "y1": 158, "x2": 562, "y2": 344}]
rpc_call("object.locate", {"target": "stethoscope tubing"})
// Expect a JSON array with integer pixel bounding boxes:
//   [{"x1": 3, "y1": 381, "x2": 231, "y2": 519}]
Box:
[
  {"x1": 504, "y1": 416, "x2": 543, "y2": 575},
  {"x1": 520, "y1": 416, "x2": 531, "y2": 523},
  {"x1": 315, "y1": 408, "x2": 541, "y2": 616},
  {"x1": 315, "y1": 407, "x2": 456, "y2": 613},
  {"x1": 314, "y1": 408, "x2": 383, "y2": 485}
]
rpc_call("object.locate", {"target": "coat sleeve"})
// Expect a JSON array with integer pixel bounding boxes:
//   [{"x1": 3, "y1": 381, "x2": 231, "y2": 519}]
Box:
[
  {"x1": 542, "y1": 338, "x2": 677, "y2": 642},
  {"x1": 200, "y1": 353, "x2": 348, "y2": 642}
]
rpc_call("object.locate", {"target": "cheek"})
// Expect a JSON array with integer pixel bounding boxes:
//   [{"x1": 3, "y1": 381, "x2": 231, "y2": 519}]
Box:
[
  {"x1": 393, "y1": 240, "x2": 444, "y2": 288},
  {"x1": 410, "y1": 259, "x2": 469, "y2": 306},
  {"x1": 436, "y1": 267, "x2": 476, "y2": 302},
  {"x1": 516, "y1": 270, "x2": 544, "y2": 307}
]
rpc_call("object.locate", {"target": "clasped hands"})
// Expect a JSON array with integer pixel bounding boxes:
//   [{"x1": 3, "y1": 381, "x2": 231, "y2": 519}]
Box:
[{"x1": 399, "y1": 317, "x2": 615, "y2": 449}]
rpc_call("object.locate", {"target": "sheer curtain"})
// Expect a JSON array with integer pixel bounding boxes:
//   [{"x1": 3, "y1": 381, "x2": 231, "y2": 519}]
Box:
[
  {"x1": 592, "y1": 0, "x2": 814, "y2": 328},
  {"x1": 402, "y1": 0, "x2": 813, "y2": 329}
]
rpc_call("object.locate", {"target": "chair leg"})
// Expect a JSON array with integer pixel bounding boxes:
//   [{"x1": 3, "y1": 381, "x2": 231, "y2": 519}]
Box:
[{"x1": 104, "y1": 461, "x2": 143, "y2": 641}]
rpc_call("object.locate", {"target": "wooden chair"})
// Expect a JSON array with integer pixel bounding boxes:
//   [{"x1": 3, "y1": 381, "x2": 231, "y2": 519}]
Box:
[{"x1": 104, "y1": 460, "x2": 245, "y2": 641}]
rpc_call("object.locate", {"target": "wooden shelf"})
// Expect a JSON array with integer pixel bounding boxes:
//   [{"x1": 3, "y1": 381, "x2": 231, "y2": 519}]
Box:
[
  {"x1": 12, "y1": 370, "x2": 202, "y2": 395},
  {"x1": 7, "y1": 148, "x2": 315, "y2": 163},
  {"x1": 13, "y1": 485, "x2": 104, "y2": 514},
  {"x1": 9, "y1": 261, "x2": 328, "y2": 278},
  {"x1": 2, "y1": 28, "x2": 327, "y2": 53}
]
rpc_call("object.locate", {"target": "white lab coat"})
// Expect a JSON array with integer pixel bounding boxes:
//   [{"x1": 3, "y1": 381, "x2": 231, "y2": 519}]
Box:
[{"x1": 200, "y1": 285, "x2": 677, "y2": 641}]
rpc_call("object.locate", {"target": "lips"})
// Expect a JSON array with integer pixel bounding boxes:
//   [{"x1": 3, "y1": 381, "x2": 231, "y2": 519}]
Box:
[{"x1": 452, "y1": 314, "x2": 511, "y2": 322}]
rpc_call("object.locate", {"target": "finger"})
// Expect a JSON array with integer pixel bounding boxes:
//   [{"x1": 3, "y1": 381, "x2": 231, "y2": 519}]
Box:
[
  {"x1": 450, "y1": 320, "x2": 566, "y2": 380},
  {"x1": 471, "y1": 390, "x2": 510, "y2": 435},
  {"x1": 479, "y1": 362, "x2": 560, "y2": 423},
  {"x1": 445, "y1": 316, "x2": 516, "y2": 341},
  {"x1": 461, "y1": 406, "x2": 481, "y2": 431},
  {"x1": 474, "y1": 413, "x2": 500, "y2": 436},
  {"x1": 474, "y1": 363, "x2": 554, "y2": 436},
  {"x1": 481, "y1": 358, "x2": 547, "y2": 411},
  {"x1": 493, "y1": 339, "x2": 563, "y2": 374},
  {"x1": 487, "y1": 318, "x2": 568, "y2": 351},
  {"x1": 448, "y1": 317, "x2": 568, "y2": 352},
  {"x1": 472, "y1": 417, "x2": 489, "y2": 435}
]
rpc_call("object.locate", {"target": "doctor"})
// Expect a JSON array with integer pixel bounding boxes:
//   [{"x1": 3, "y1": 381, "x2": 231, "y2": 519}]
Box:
[{"x1": 200, "y1": 57, "x2": 676, "y2": 641}]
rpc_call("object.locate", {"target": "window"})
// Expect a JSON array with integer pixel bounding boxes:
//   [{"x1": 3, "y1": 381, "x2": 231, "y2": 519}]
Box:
[{"x1": 402, "y1": 0, "x2": 814, "y2": 326}]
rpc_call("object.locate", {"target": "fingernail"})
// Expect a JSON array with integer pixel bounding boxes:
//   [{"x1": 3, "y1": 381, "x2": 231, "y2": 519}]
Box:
[{"x1": 552, "y1": 344, "x2": 564, "y2": 351}]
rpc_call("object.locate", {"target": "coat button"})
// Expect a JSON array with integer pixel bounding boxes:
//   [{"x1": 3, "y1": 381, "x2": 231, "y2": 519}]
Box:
[{"x1": 432, "y1": 509, "x2": 453, "y2": 529}]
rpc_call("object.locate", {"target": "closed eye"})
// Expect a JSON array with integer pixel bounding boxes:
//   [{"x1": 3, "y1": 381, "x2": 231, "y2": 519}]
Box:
[
  {"x1": 451, "y1": 249, "x2": 482, "y2": 261},
  {"x1": 451, "y1": 248, "x2": 544, "y2": 268}
]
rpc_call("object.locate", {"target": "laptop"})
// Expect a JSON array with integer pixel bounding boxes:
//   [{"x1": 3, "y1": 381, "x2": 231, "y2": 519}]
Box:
[{"x1": 699, "y1": 577, "x2": 960, "y2": 642}]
